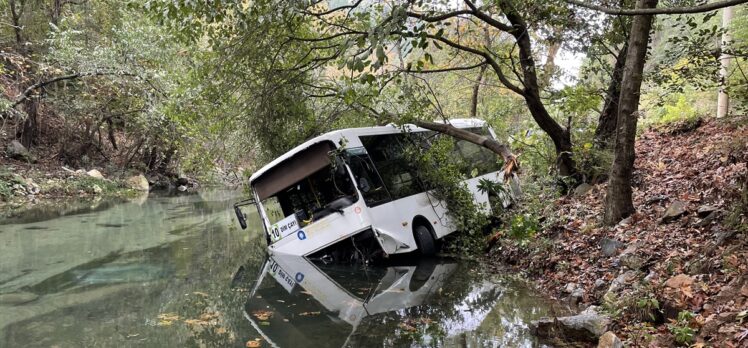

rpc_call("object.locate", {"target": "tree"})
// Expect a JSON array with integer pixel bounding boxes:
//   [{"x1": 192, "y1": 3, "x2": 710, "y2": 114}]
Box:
[
  {"x1": 604, "y1": 0, "x2": 658, "y2": 224},
  {"x1": 564, "y1": 0, "x2": 748, "y2": 224},
  {"x1": 287, "y1": 0, "x2": 581, "y2": 175},
  {"x1": 717, "y1": 5, "x2": 734, "y2": 118}
]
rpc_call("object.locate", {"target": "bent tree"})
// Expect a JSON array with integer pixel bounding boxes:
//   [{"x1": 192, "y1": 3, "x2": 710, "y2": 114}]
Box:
[{"x1": 293, "y1": 0, "x2": 581, "y2": 175}]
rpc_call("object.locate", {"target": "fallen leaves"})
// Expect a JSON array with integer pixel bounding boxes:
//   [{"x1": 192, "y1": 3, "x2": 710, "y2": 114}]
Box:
[
  {"x1": 485, "y1": 119, "x2": 748, "y2": 347},
  {"x1": 157, "y1": 313, "x2": 180, "y2": 326},
  {"x1": 246, "y1": 338, "x2": 262, "y2": 347},
  {"x1": 251, "y1": 310, "x2": 273, "y2": 321}
]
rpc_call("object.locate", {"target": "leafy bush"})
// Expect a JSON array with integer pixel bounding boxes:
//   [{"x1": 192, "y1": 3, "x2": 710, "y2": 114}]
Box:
[
  {"x1": 0, "y1": 172, "x2": 27, "y2": 201},
  {"x1": 667, "y1": 310, "x2": 697, "y2": 345}
]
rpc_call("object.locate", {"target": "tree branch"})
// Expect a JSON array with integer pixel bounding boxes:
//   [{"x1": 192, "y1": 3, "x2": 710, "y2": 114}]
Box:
[
  {"x1": 564, "y1": 0, "x2": 748, "y2": 15},
  {"x1": 402, "y1": 61, "x2": 487, "y2": 74},
  {"x1": 7, "y1": 71, "x2": 136, "y2": 110}
]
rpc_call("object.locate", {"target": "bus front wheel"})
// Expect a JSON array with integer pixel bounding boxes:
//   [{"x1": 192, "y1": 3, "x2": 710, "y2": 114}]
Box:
[{"x1": 414, "y1": 225, "x2": 437, "y2": 256}]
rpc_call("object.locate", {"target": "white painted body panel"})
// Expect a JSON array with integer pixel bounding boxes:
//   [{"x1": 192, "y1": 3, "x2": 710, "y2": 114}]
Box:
[
  {"x1": 254, "y1": 255, "x2": 458, "y2": 327},
  {"x1": 250, "y1": 118, "x2": 516, "y2": 257}
]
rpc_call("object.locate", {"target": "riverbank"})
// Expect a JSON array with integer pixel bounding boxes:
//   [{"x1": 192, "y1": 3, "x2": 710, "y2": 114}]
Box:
[
  {"x1": 487, "y1": 118, "x2": 748, "y2": 346},
  {"x1": 0, "y1": 150, "x2": 240, "y2": 215}
]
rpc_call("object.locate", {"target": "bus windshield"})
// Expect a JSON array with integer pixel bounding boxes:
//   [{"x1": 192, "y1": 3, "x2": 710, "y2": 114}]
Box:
[{"x1": 261, "y1": 163, "x2": 357, "y2": 228}]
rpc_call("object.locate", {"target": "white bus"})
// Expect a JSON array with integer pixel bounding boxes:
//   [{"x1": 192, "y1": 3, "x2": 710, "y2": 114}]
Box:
[{"x1": 235, "y1": 118, "x2": 515, "y2": 262}]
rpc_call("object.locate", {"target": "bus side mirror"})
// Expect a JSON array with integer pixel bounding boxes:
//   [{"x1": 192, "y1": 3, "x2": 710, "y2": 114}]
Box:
[
  {"x1": 233, "y1": 198, "x2": 255, "y2": 230},
  {"x1": 234, "y1": 206, "x2": 248, "y2": 230}
]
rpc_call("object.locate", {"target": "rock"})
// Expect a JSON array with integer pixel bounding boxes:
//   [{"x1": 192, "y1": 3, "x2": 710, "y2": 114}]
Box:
[
  {"x1": 660, "y1": 200, "x2": 688, "y2": 223},
  {"x1": 530, "y1": 306, "x2": 610, "y2": 343},
  {"x1": 573, "y1": 183, "x2": 593, "y2": 197},
  {"x1": 594, "y1": 279, "x2": 607, "y2": 289},
  {"x1": 92, "y1": 184, "x2": 102, "y2": 195},
  {"x1": 714, "y1": 229, "x2": 735, "y2": 246},
  {"x1": 621, "y1": 253, "x2": 645, "y2": 271},
  {"x1": 597, "y1": 331, "x2": 623, "y2": 348},
  {"x1": 695, "y1": 210, "x2": 720, "y2": 227},
  {"x1": 0, "y1": 291, "x2": 39, "y2": 305},
  {"x1": 86, "y1": 169, "x2": 104, "y2": 179},
  {"x1": 176, "y1": 177, "x2": 190, "y2": 186},
  {"x1": 616, "y1": 216, "x2": 633, "y2": 226},
  {"x1": 644, "y1": 271, "x2": 657, "y2": 284},
  {"x1": 697, "y1": 205, "x2": 719, "y2": 218},
  {"x1": 600, "y1": 238, "x2": 624, "y2": 257},
  {"x1": 6, "y1": 140, "x2": 33, "y2": 162},
  {"x1": 608, "y1": 270, "x2": 639, "y2": 294},
  {"x1": 570, "y1": 288, "x2": 585, "y2": 306},
  {"x1": 645, "y1": 195, "x2": 669, "y2": 205},
  {"x1": 126, "y1": 174, "x2": 150, "y2": 191},
  {"x1": 24, "y1": 178, "x2": 40, "y2": 195},
  {"x1": 664, "y1": 274, "x2": 693, "y2": 289},
  {"x1": 701, "y1": 312, "x2": 738, "y2": 338},
  {"x1": 563, "y1": 283, "x2": 577, "y2": 294},
  {"x1": 177, "y1": 185, "x2": 188, "y2": 192},
  {"x1": 75, "y1": 169, "x2": 85, "y2": 175}
]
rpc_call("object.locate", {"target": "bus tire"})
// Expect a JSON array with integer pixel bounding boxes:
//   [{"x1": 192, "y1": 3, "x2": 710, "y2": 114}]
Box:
[{"x1": 414, "y1": 225, "x2": 436, "y2": 256}]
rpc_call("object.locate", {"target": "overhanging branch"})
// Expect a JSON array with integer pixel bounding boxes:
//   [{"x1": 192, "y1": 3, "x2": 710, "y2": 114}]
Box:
[{"x1": 564, "y1": 0, "x2": 748, "y2": 15}]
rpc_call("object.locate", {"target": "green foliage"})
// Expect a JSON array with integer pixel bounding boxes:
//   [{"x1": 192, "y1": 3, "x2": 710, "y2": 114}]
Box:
[
  {"x1": 626, "y1": 322, "x2": 657, "y2": 346},
  {"x1": 667, "y1": 310, "x2": 697, "y2": 345},
  {"x1": 506, "y1": 214, "x2": 539, "y2": 241},
  {"x1": 405, "y1": 136, "x2": 489, "y2": 254},
  {"x1": 657, "y1": 95, "x2": 698, "y2": 124},
  {"x1": 0, "y1": 172, "x2": 26, "y2": 201}
]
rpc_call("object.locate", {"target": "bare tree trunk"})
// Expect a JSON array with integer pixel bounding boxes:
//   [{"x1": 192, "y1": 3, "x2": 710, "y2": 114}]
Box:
[
  {"x1": 470, "y1": 65, "x2": 487, "y2": 118},
  {"x1": 717, "y1": 5, "x2": 734, "y2": 118},
  {"x1": 595, "y1": 42, "x2": 628, "y2": 148},
  {"x1": 603, "y1": 0, "x2": 658, "y2": 225}
]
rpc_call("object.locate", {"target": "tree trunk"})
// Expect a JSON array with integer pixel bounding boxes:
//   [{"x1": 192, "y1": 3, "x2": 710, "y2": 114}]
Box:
[
  {"x1": 501, "y1": 3, "x2": 577, "y2": 176},
  {"x1": 595, "y1": 42, "x2": 628, "y2": 148},
  {"x1": 470, "y1": 65, "x2": 487, "y2": 118},
  {"x1": 413, "y1": 120, "x2": 516, "y2": 165},
  {"x1": 19, "y1": 98, "x2": 38, "y2": 148},
  {"x1": 51, "y1": 0, "x2": 62, "y2": 25},
  {"x1": 717, "y1": 5, "x2": 734, "y2": 118},
  {"x1": 9, "y1": 0, "x2": 24, "y2": 47},
  {"x1": 603, "y1": 0, "x2": 658, "y2": 225}
]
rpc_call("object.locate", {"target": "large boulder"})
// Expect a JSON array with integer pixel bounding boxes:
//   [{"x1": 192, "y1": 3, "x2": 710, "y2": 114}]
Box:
[
  {"x1": 530, "y1": 306, "x2": 610, "y2": 343},
  {"x1": 6, "y1": 140, "x2": 33, "y2": 162},
  {"x1": 126, "y1": 174, "x2": 150, "y2": 191}
]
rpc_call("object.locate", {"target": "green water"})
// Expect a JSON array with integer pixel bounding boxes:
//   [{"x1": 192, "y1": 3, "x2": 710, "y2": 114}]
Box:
[{"x1": 0, "y1": 191, "x2": 565, "y2": 347}]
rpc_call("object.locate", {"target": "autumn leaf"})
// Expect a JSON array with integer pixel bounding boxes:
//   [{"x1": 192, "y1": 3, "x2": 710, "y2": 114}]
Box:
[{"x1": 252, "y1": 310, "x2": 273, "y2": 321}]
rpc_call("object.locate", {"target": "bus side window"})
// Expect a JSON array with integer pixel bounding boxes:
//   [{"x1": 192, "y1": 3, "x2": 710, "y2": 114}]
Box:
[{"x1": 348, "y1": 153, "x2": 391, "y2": 206}]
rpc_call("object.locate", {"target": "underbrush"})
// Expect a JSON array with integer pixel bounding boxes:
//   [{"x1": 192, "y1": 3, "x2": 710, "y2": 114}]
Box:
[{"x1": 0, "y1": 171, "x2": 27, "y2": 201}]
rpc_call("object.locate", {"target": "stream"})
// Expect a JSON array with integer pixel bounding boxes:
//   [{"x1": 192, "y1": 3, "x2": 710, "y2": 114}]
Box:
[{"x1": 0, "y1": 191, "x2": 567, "y2": 347}]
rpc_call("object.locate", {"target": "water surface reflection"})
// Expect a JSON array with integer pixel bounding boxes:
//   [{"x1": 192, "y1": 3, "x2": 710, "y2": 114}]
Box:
[{"x1": 0, "y1": 192, "x2": 565, "y2": 347}]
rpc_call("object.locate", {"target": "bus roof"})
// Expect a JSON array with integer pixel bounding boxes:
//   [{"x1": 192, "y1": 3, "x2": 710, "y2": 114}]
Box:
[{"x1": 249, "y1": 118, "x2": 488, "y2": 184}]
